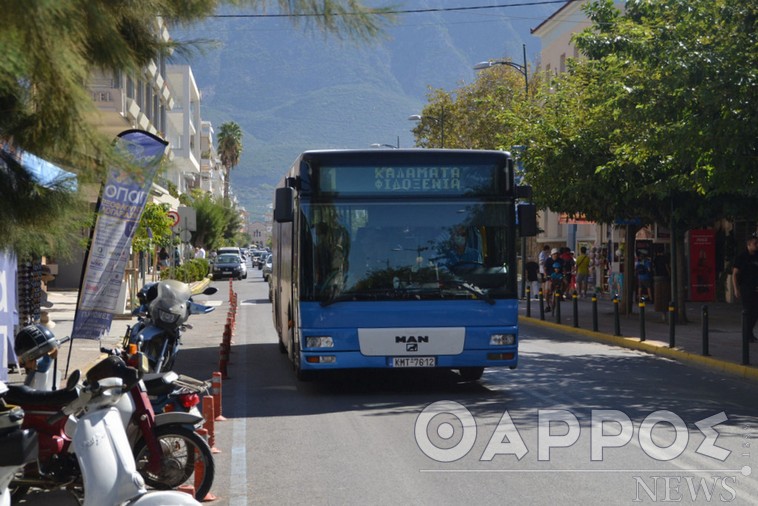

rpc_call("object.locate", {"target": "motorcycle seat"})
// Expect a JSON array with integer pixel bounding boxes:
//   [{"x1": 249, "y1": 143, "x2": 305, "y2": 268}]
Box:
[
  {"x1": 4, "y1": 384, "x2": 79, "y2": 408},
  {"x1": 143, "y1": 374, "x2": 176, "y2": 396}
]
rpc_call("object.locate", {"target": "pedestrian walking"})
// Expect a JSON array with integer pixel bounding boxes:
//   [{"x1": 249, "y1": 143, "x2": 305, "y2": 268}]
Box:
[
  {"x1": 525, "y1": 258, "x2": 540, "y2": 299},
  {"x1": 635, "y1": 253, "x2": 653, "y2": 302},
  {"x1": 575, "y1": 246, "x2": 591, "y2": 297},
  {"x1": 732, "y1": 233, "x2": 758, "y2": 343},
  {"x1": 538, "y1": 245, "x2": 551, "y2": 296}
]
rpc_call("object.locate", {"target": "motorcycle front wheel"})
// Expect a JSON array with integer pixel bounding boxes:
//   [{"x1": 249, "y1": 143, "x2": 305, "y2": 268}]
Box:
[{"x1": 133, "y1": 425, "x2": 215, "y2": 501}]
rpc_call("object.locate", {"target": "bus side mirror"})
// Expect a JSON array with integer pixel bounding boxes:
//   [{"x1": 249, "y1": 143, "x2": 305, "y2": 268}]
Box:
[
  {"x1": 518, "y1": 204, "x2": 538, "y2": 237},
  {"x1": 274, "y1": 187, "x2": 294, "y2": 223}
]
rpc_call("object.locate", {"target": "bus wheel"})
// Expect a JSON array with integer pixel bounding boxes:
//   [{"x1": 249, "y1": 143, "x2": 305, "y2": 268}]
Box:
[{"x1": 458, "y1": 367, "x2": 484, "y2": 381}]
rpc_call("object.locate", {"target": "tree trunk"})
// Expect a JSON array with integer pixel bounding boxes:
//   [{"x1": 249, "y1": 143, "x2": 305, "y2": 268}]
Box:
[{"x1": 674, "y1": 231, "x2": 689, "y2": 323}]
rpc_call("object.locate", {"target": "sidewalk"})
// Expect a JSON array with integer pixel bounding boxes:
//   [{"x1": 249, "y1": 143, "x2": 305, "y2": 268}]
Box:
[{"x1": 519, "y1": 292, "x2": 758, "y2": 381}]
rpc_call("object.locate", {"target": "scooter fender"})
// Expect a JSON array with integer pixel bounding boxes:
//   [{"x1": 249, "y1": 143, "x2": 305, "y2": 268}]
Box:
[
  {"x1": 153, "y1": 410, "x2": 204, "y2": 429},
  {"x1": 74, "y1": 407, "x2": 147, "y2": 506},
  {"x1": 126, "y1": 489, "x2": 200, "y2": 505}
]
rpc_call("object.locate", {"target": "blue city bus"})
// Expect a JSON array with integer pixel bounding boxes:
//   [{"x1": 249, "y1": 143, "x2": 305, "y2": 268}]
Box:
[{"x1": 271, "y1": 149, "x2": 536, "y2": 381}]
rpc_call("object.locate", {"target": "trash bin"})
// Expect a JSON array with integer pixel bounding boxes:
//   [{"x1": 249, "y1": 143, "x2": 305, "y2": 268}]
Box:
[{"x1": 654, "y1": 276, "x2": 670, "y2": 312}]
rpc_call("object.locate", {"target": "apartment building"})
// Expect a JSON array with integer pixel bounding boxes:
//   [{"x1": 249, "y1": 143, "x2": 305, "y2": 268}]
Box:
[{"x1": 54, "y1": 17, "x2": 226, "y2": 289}]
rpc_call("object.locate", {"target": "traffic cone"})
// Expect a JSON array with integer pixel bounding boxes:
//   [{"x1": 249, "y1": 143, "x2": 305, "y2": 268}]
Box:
[
  {"x1": 219, "y1": 344, "x2": 229, "y2": 380},
  {"x1": 202, "y1": 396, "x2": 220, "y2": 453},
  {"x1": 211, "y1": 372, "x2": 226, "y2": 421}
]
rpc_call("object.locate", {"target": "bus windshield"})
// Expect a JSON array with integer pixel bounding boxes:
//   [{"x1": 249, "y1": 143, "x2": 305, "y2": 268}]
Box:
[{"x1": 300, "y1": 200, "x2": 516, "y2": 304}]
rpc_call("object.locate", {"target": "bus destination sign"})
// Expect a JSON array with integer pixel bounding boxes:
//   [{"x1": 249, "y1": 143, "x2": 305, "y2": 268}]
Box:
[{"x1": 317, "y1": 165, "x2": 500, "y2": 196}]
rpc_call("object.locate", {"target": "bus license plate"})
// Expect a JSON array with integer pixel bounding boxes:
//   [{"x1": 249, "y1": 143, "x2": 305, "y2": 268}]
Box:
[{"x1": 391, "y1": 357, "x2": 436, "y2": 368}]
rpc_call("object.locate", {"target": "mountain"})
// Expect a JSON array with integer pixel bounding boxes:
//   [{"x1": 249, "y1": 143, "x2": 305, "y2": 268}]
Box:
[{"x1": 173, "y1": 0, "x2": 559, "y2": 221}]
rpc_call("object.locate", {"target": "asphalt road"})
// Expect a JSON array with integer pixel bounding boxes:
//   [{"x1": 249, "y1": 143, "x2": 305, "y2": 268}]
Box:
[{"x1": 13, "y1": 267, "x2": 758, "y2": 505}]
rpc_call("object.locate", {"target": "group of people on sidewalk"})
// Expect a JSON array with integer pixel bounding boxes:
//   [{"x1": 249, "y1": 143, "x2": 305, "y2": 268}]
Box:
[
  {"x1": 530, "y1": 245, "x2": 603, "y2": 312},
  {"x1": 527, "y1": 243, "x2": 667, "y2": 313}
]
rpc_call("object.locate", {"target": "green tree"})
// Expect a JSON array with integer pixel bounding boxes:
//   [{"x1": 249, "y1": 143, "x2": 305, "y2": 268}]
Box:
[
  {"x1": 411, "y1": 61, "x2": 537, "y2": 150},
  {"x1": 217, "y1": 121, "x2": 243, "y2": 202},
  {"x1": 132, "y1": 202, "x2": 175, "y2": 253},
  {"x1": 189, "y1": 192, "x2": 240, "y2": 252}
]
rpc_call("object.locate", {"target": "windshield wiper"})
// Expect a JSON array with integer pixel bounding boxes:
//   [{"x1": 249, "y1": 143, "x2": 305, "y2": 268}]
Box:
[
  {"x1": 443, "y1": 280, "x2": 495, "y2": 305},
  {"x1": 320, "y1": 284, "x2": 344, "y2": 307}
]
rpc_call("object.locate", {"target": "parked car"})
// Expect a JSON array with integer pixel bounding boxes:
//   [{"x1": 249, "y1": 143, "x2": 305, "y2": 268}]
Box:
[
  {"x1": 262, "y1": 253, "x2": 273, "y2": 282},
  {"x1": 250, "y1": 249, "x2": 266, "y2": 269},
  {"x1": 211, "y1": 253, "x2": 247, "y2": 280}
]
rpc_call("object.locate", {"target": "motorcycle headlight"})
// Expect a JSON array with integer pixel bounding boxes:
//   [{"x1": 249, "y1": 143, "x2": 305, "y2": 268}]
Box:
[{"x1": 157, "y1": 309, "x2": 181, "y2": 324}]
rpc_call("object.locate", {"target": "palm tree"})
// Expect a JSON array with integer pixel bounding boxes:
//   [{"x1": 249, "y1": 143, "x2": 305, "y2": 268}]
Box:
[{"x1": 217, "y1": 122, "x2": 243, "y2": 202}]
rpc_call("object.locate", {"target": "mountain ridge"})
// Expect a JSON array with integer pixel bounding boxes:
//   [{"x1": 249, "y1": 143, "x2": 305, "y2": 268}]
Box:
[{"x1": 173, "y1": 1, "x2": 558, "y2": 221}]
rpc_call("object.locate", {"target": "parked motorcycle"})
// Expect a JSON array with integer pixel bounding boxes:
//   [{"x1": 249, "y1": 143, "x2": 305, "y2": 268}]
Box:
[
  {"x1": 6, "y1": 355, "x2": 214, "y2": 502},
  {"x1": 0, "y1": 381, "x2": 38, "y2": 506},
  {"x1": 126, "y1": 280, "x2": 217, "y2": 373}
]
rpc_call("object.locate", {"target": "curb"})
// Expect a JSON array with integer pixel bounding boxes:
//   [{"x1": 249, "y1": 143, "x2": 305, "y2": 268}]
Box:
[
  {"x1": 190, "y1": 276, "x2": 212, "y2": 295},
  {"x1": 521, "y1": 316, "x2": 758, "y2": 382}
]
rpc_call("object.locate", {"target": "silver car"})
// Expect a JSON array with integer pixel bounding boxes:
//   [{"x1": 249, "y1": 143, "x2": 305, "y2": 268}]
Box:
[{"x1": 262, "y1": 253, "x2": 272, "y2": 282}]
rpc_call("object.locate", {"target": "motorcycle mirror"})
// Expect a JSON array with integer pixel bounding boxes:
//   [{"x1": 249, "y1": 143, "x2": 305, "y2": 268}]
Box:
[
  {"x1": 66, "y1": 370, "x2": 81, "y2": 390},
  {"x1": 202, "y1": 287, "x2": 218, "y2": 296}
]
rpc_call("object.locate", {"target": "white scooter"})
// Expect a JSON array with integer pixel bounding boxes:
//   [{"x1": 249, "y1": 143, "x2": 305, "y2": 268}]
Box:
[
  {"x1": 35, "y1": 359, "x2": 201, "y2": 505},
  {"x1": 0, "y1": 381, "x2": 38, "y2": 506}
]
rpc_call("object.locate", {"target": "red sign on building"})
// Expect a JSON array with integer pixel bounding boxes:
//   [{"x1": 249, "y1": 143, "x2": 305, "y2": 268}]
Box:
[{"x1": 689, "y1": 229, "x2": 715, "y2": 302}]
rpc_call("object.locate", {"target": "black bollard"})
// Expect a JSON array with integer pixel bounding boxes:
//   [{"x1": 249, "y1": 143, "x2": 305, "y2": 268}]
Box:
[
  {"x1": 592, "y1": 293, "x2": 598, "y2": 332},
  {"x1": 701, "y1": 305, "x2": 709, "y2": 356},
  {"x1": 539, "y1": 290, "x2": 545, "y2": 321},
  {"x1": 613, "y1": 294, "x2": 621, "y2": 336},
  {"x1": 668, "y1": 301, "x2": 676, "y2": 348},
  {"x1": 572, "y1": 291, "x2": 579, "y2": 328},
  {"x1": 555, "y1": 292, "x2": 562, "y2": 325},
  {"x1": 526, "y1": 286, "x2": 531, "y2": 317},
  {"x1": 742, "y1": 310, "x2": 750, "y2": 366},
  {"x1": 638, "y1": 297, "x2": 646, "y2": 341}
]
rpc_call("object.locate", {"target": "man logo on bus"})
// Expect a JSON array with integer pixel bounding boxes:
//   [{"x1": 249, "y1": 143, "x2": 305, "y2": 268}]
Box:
[
  {"x1": 407, "y1": 343, "x2": 418, "y2": 352},
  {"x1": 396, "y1": 335, "x2": 429, "y2": 343}
]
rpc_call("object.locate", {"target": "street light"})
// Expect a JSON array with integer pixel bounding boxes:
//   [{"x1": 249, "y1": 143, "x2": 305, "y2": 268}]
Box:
[
  {"x1": 473, "y1": 43, "x2": 528, "y2": 96},
  {"x1": 474, "y1": 45, "x2": 530, "y2": 298},
  {"x1": 408, "y1": 106, "x2": 445, "y2": 148},
  {"x1": 370, "y1": 136, "x2": 400, "y2": 149}
]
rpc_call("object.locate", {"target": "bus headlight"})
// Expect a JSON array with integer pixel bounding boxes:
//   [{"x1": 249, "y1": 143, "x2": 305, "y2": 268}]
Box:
[
  {"x1": 305, "y1": 336, "x2": 334, "y2": 348},
  {"x1": 490, "y1": 334, "x2": 515, "y2": 346}
]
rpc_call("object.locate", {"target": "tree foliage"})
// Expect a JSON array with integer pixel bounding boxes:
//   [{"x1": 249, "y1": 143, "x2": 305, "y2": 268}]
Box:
[
  {"x1": 217, "y1": 121, "x2": 243, "y2": 202},
  {"x1": 187, "y1": 191, "x2": 242, "y2": 251},
  {"x1": 519, "y1": 0, "x2": 758, "y2": 227},
  {"x1": 132, "y1": 202, "x2": 175, "y2": 253},
  {"x1": 410, "y1": 64, "x2": 537, "y2": 150}
]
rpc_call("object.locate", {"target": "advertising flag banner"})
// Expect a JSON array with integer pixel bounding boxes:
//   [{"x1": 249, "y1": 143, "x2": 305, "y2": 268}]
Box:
[{"x1": 72, "y1": 130, "x2": 167, "y2": 340}]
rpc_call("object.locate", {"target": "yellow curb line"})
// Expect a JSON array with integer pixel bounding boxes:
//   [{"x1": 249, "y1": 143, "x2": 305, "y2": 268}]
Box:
[
  {"x1": 190, "y1": 276, "x2": 212, "y2": 295},
  {"x1": 521, "y1": 316, "x2": 758, "y2": 382}
]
